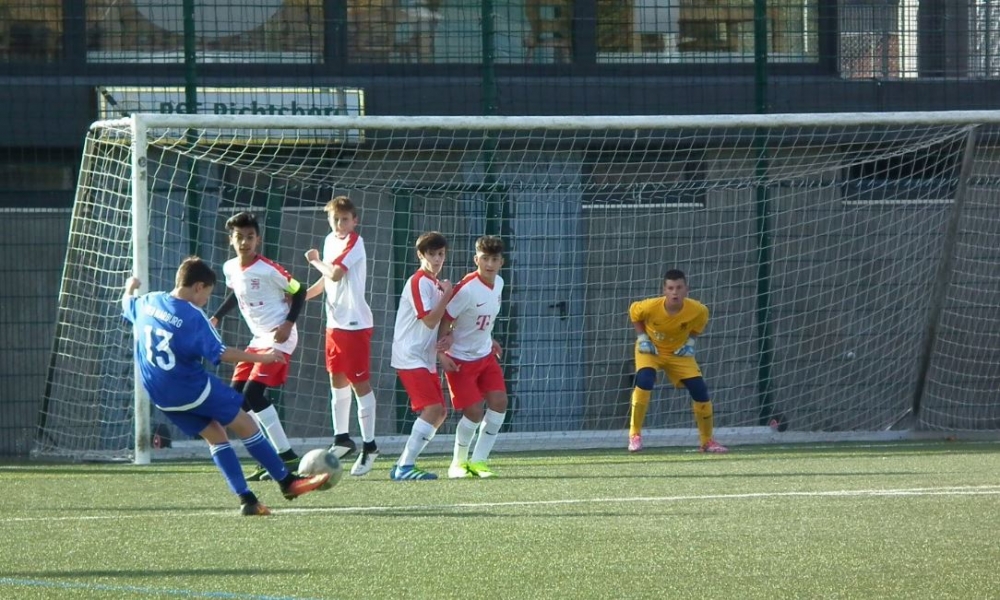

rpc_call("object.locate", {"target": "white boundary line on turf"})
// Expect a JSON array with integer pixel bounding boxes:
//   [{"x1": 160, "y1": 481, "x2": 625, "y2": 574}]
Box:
[{"x1": 4, "y1": 485, "x2": 999, "y2": 523}]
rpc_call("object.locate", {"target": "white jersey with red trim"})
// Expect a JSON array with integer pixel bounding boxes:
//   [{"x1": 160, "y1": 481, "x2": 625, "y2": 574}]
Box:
[
  {"x1": 223, "y1": 255, "x2": 299, "y2": 354},
  {"x1": 322, "y1": 231, "x2": 373, "y2": 330},
  {"x1": 391, "y1": 270, "x2": 446, "y2": 371},
  {"x1": 444, "y1": 272, "x2": 503, "y2": 361}
]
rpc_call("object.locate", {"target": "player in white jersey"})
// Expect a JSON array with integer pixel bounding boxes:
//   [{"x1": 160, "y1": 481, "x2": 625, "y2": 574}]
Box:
[
  {"x1": 305, "y1": 195, "x2": 379, "y2": 476},
  {"x1": 389, "y1": 232, "x2": 453, "y2": 481},
  {"x1": 439, "y1": 235, "x2": 508, "y2": 479},
  {"x1": 210, "y1": 212, "x2": 305, "y2": 481}
]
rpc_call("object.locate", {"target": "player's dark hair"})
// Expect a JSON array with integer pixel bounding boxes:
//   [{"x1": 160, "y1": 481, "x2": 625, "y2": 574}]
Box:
[
  {"x1": 175, "y1": 256, "x2": 217, "y2": 289},
  {"x1": 225, "y1": 211, "x2": 260, "y2": 235},
  {"x1": 664, "y1": 269, "x2": 687, "y2": 283},
  {"x1": 416, "y1": 231, "x2": 448, "y2": 255},
  {"x1": 475, "y1": 235, "x2": 504, "y2": 256},
  {"x1": 324, "y1": 195, "x2": 357, "y2": 217}
]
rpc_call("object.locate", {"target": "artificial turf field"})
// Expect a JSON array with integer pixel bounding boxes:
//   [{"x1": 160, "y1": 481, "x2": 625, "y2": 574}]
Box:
[{"x1": 2, "y1": 441, "x2": 998, "y2": 599}]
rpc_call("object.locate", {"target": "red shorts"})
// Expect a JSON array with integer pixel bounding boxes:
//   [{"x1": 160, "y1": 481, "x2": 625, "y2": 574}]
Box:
[
  {"x1": 232, "y1": 349, "x2": 291, "y2": 387},
  {"x1": 325, "y1": 328, "x2": 372, "y2": 383},
  {"x1": 397, "y1": 368, "x2": 445, "y2": 412},
  {"x1": 444, "y1": 354, "x2": 506, "y2": 410}
]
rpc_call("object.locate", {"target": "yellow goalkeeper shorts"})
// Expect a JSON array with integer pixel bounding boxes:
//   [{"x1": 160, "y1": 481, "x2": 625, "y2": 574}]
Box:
[{"x1": 634, "y1": 352, "x2": 703, "y2": 388}]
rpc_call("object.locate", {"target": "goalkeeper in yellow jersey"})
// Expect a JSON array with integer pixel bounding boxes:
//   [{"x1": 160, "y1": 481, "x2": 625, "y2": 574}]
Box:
[{"x1": 628, "y1": 269, "x2": 727, "y2": 454}]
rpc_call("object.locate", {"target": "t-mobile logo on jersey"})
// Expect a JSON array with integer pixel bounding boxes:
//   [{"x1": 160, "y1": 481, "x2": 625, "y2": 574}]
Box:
[{"x1": 476, "y1": 315, "x2": 491, "y2": 330}]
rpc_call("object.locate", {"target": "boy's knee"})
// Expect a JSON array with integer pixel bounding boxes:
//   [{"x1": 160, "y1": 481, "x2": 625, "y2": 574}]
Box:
[
  {"x1": 243, "y1": 381, "x2": 272, "y2": 413},
  {"x1": 635, "y1": 368, "x2": 656, "y2": 391},
  {"x1": 682, "y1": 377, "x2": 710, "y2": 401}
]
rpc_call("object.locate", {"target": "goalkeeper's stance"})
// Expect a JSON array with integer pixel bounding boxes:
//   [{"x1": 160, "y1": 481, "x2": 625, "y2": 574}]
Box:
[{"x1": 628, "y1": 269, "x2": 727, "y2": 454}]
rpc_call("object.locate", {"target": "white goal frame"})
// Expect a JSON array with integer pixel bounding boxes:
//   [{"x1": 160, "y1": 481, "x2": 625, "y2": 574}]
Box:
[{"x1": 58, "y1": 111, "x2": 1000, "y2": 463}]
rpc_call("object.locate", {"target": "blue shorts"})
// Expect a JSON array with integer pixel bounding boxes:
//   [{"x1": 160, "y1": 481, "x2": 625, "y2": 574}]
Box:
[{"x1": 156, "y1": 375, "x2": 244, "y2": 437}]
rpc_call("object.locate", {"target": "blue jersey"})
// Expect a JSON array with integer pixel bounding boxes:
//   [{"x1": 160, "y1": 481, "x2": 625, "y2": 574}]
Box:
[{"x1": 122, "y1": 291, "x2": 227, "y2": 409}]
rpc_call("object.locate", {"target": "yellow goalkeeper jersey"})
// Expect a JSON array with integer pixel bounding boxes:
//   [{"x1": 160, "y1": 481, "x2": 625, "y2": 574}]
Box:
[{"x1": 629, "y1": 297, "x2": 709, "y2": 355}]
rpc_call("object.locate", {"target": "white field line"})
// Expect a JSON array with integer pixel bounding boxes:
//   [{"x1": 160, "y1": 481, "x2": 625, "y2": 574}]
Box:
[{"x1": 4, "y1": 485, "x2": 999, "y2": 523}]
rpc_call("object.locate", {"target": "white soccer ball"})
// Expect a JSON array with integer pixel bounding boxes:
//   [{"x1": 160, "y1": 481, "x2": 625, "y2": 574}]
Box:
[{"x1": 297, "y1": 448, "x2": 343, "y2": 490}]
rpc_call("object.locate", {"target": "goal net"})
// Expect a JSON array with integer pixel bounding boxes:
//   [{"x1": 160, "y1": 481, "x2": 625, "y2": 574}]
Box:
[{"x1": 36, "y1": 112, "x2": 1000, "y2": 462}]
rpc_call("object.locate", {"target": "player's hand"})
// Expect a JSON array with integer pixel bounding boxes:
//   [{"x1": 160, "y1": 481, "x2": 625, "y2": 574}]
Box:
[
  {"x1": 492, "y1": 339, "x2": 503, "y2": 359},
  {"x1": 262, "y1": 351, "x2": 287, "y2": 365},
  {"x1": 209, "y1": 317, "x2": 219, "y2": 328},
  {"x1": 636, "y1": 333, "x2": 658, "y2": 355},
  {"x1": 125, "y1": 276, "x2": 141, "y2": 294},
  {"x1": 304, "y1": 248, "x2": 320, "y2": 263},
  {"x1": 436, "y1": 333, "x2": 453, "y2": 352},
  {"x1": 673, "y1": 338, "x2": 696, "y2": 357},
  {"x1": 438, "y1": 352, "x2": 459, "y2": 372},
  {"x1": 438, "y1": 279, "x2": 453, "y2": 296},
  {"x1": 272, "y1": 321, "x2": 293, "y2": 344}
]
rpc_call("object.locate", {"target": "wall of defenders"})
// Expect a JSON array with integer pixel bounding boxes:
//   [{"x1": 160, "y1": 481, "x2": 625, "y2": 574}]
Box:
[{"x1": 122, "y1": 194, "x2": 726, "y2": 515}]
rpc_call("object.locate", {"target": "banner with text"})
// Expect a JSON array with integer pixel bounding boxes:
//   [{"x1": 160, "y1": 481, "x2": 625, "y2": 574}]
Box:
[{"x1": 96, "y1": 86, "x2": 365, "y2": 144}]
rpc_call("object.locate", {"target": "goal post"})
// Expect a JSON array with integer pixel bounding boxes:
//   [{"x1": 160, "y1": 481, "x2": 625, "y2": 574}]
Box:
[{"x1": 36, "y1": 111, "x2": 1000, "y2": 463}]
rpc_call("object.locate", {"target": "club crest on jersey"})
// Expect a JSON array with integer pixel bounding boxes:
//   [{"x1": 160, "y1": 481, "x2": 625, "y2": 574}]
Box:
[{"x1": 250, "y1": 278, "x2": 261, "y2": 290}]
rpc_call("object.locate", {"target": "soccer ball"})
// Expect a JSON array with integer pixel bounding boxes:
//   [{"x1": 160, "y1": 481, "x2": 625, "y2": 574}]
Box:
[{"x1": 297, "y1": 448, "x2": 343, "y2": 490}]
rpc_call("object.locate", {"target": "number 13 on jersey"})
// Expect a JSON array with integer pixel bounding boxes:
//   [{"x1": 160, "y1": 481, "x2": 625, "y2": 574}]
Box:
[{"x1": 143, "y1": 325, "x2": 176, "y2": 370}]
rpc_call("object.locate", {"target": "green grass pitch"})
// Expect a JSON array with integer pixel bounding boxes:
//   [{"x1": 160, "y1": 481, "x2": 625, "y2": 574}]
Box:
[{"x1": 2, "y1": 441, "x2": 998, "y2": 599}]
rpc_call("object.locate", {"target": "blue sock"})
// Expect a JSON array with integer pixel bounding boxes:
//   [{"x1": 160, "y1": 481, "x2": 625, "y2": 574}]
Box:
[
  {"x1": 210, "y1": 442, "x2": 250, "y2": 496},
  {"x1": 242, "y1": 430, "x2": 289, "y2": 482}
]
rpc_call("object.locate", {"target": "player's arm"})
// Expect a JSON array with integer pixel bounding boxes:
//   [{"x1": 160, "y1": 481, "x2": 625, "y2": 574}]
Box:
[
  {"x1": 629, "y1": 300, "x2": 657, "y2": 355},
  {"x1": 195, "y1": 313, "x2": 285, "y2": 366},
  {"x1": 436, "y1": 312, "x2": 455, "y2": 344},
  {"x1": 304, "y1": 248, "x2": 346, "y2": 282},
  {"x1": 420, "y1": 279, "x2": 454, "y2": 330},
  {"x1": 285, "y1": 281, "x2": 306, "y2": 322},
  {"x1": 210, "y1": 291, "x2": 238, "y2": 327},
  {"x1": 121, "y1": 276, "x2": 141, "y2": 303},
  {"x1": 675, "y1": 305, "x2": 708, "y2": 357},
  {"x1": 220, "y1": 347, "x2": 286, "y2": 365},
  {"x1": 123, "y1": 276, "x2": 141, "y2": 297},
  {"x1": 273, "y1": 280, "x2": 306, "y2": 343},
  {"x1": 121, "y1": 276, "x2": 141, "y2": 321},
  {"x1": 436, "y1": 313, "x2": 458, "y2": 371},
  {"x1": 305, "y1": 278, "x2": 325, "y2": 300}
]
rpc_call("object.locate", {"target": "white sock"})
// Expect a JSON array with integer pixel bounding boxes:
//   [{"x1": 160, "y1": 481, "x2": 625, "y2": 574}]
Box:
[
  {"x1": 398, "y1": 418, "x2": 437, "y2": 467},
  {"x1": 254, "y1": 405, "x2": 291, "y2": 454},
  {"x1": 452, "y1": 416, "x2": 478, "y2": 466},
  {"x1": 471, "y1": 409, "x2": 505, "y2": 463},
  {"x1": 331, "y1": 386, "x2": 353, "y2": 436},
  {"x1": 247, "y1": 409, "x2": 263, "y2": 430},
  {"x1": 356, "y1": 391, "x2": 377, "y2": 443}
]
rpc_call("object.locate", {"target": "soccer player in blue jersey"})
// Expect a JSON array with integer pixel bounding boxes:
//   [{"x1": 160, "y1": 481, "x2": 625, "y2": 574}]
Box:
[{"x1": 121, "y1": 256, "x2": 330, "y2": 516}]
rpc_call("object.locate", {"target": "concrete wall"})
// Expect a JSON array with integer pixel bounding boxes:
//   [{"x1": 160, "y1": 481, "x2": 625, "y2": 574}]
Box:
[{"x1": 0, "y1": 210, "x2": 70, "y2": 455}]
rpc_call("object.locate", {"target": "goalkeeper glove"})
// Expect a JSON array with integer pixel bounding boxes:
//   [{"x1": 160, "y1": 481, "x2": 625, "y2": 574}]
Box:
[
  {"x1": 636, "y1": 333, "x2": 658, "y2": 355},
  {"x1": 673, "y1": 338, "x2": 696, "y2": 357}
]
